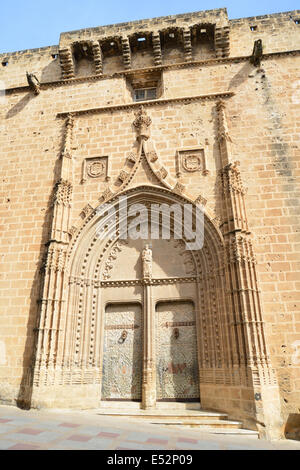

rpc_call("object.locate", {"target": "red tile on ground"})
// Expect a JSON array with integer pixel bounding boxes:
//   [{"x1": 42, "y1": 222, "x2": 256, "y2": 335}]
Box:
[
  {"x1": 147, "y1": 438, "x2": 168, "y2": 444},
  {"x1": 8, "y1": 444, "x2": 41, "y2": 450},
  {"x1": 67, "y1": 434, "x2": 92, "y2": 442},
  {"x1": 97, "y1": 432, "x2": 119, "y2": 438},
  {"x1": 17, "y1": 428, "x2": 43, "y2": 435},
  {"x1": 59, "y1": 422, "x2": 80, "y2": 428},
  {"x1": 177, "y1": 437, "x2": 198, "y2": 444},
  {"x1": 0, "y1": 419, "x2": 11, "y2": 423}
]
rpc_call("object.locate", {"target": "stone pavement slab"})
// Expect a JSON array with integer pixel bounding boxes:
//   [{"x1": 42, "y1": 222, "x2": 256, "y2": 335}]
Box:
[{"x1": 0, "y1": 405, "x2": 300, "y2": 451}]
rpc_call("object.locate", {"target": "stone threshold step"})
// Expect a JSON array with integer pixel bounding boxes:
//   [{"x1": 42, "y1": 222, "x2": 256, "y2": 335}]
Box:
[
  {"x1": 96, "y1": 410, "x2": 227, "y2": 418},
  {"x1": 161, "y1": 425, "x2": 259, "y2": 437},
  {"x1": 202, "y1": 428, "x2": 259, "y2": 436},
  {"x1": 148, "y1": 419, "x2": 242, "y2": 428},
  {"x1": 99, "y1": 402, "x2": 201, "y2": 410}
]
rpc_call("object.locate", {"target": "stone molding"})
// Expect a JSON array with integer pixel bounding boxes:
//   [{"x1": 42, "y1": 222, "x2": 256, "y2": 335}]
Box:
[
  {"x1": 57, "y1": 91, "x2": 234, "y2": 118},
  {"x1": 3, "y1": 49, "x2": 299, "y2": 95}
]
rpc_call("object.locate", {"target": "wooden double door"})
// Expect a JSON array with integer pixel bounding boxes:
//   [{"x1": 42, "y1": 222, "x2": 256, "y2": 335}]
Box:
[{"x1": 101, "y1": 301, "x2": 199, "y2": 402}]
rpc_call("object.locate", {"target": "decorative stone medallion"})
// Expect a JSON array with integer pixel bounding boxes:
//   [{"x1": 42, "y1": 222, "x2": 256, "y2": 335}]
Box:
[
  {"x1": 87, "y1": 159, "x2": 106, "y2": 178},
  {"x1": 176, "y1": 147, "x2": 208, "y2": 177},
  {"x1": 182, "y1": 153, "x2": 202, "y2": 172},
  {"x1": 82, "y1": 156, "x2": 109, "y2": 183}
]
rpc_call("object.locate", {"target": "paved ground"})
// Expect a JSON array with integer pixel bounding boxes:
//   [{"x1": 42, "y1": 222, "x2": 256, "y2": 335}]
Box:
[{"x1": 0, "y1": 404, "x2": 300, "y2": 450}]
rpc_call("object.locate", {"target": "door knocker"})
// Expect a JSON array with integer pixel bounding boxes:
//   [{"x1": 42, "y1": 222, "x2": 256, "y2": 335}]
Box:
[
  {"x1": 118, "y1": 330, "x2": 128, "y2": 344},
  {"x1": 174, "y1": 328, "x2": 180, "y2": 339}
]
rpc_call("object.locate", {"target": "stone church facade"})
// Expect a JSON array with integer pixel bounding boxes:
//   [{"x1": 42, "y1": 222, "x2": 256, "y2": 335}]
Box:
[{"x1": 0, "y1": 8, "x2": 299, "y2": 439}]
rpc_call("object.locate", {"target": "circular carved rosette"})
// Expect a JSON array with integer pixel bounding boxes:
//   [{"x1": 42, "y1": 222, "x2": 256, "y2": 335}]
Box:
[
  {"x1": 87, "y1": 160, "x2": 106, "y2": 178},
  {"x1": 182, "y1": 154, "x2": 202, "y2": 172}
]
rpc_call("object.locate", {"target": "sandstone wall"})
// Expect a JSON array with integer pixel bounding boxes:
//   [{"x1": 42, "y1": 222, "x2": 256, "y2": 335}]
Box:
[{"x1": 0, "y1": 8, "x2": 299, "y2": 435}]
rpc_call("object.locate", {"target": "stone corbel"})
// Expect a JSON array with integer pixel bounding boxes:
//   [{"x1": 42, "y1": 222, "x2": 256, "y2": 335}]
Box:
[
  {"x1": 215, "y1": 26, "x2": 230, "y2": 58},
  {"x1": 183, "y1": 27, "x2": 192, "y2": 62},
  {"x1": 121, "y1": 36, "x2": 131, "y2": 70},
  {"x1": 152, "y1": 32, "x2": 162, "y2": 66},
  {"x1": 59, "y1": 46, "x2": 75, "y2": 79},
  {"x1": 91, "y1": 41, "x2": 103, "y2": 75}
]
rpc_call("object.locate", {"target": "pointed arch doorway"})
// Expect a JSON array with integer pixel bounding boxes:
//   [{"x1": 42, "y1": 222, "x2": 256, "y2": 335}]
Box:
[
  {"x1": 99, "y1": 235, "x2": 201, "y2": 407},
  {"x1": 36, "y1": 185, "x2": 228, "y2": 413}
]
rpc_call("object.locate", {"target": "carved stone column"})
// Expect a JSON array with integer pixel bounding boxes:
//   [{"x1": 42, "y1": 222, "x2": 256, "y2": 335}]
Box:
[
  {"x1": 33, "y1": 114, "x2": 74, "y2": 388},
  {"x1": 141, "y1": 245, "x2": 156, "y2": 409},
  {"x1": 216, "y1": 100, "x2": 282, "y2": 439}
]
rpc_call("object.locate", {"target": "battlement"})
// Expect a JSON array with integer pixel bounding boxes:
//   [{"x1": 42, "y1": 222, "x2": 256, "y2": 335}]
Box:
[
  {"x1": 59, "y1": 8, "x2": 229, "y2": 44},
  {"x1": 0, "y1": 8, "x2": 299, "y2": 89}
]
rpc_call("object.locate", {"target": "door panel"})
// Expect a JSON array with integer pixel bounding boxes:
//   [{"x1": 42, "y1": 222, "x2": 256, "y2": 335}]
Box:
[
  {"x1": 156, "y1": 301, "x2": 199, "y2": 401},
  {"x1": 101, "y1": 303, "x2": 142, "y2": 400}
]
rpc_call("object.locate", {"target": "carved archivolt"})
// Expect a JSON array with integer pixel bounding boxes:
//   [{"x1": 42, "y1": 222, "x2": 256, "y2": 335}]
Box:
[{"x1": 102, "y1": 240, "x2": 129, "y2": 280}]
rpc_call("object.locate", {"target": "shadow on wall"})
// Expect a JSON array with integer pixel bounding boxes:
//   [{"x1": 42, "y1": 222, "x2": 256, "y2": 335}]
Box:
[
  {"x1": 228, "y1": 62, "x2": 253, "y2": 90},
  {"x1": 285, "y1": 413, "x2": 300, "y2": 441},
  {"x1": 6, "y1": 93, "x2": 33, "y2": 119},
  {"x1": 40, "y1": 57, "x2": 61, "y2": 83}
]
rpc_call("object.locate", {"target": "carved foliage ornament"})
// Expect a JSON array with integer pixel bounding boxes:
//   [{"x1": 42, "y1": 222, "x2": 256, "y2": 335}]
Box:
[{"x1": 102, "y1": 240, "x2": 128, "y2": 280}]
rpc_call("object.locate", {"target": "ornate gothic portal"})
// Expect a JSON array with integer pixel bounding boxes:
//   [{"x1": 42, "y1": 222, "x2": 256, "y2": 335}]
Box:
[{"x1": 32, "y1": 184, "x2": 278, "y2": 424}]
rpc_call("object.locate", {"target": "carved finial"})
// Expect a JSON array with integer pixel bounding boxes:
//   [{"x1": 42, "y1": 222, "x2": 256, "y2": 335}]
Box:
[
  {"x1": 133, "y1": 106, "x2": 152, "y2": 141},
  {"x1": 142, "y1": 244, "x2": 152, "y2": 280},
  {"x1": 216, "y1": 100, "x2": 232, "y2": 143},
  {"x1": 61, "y1": 113, "x2": 74, "y2": 159},
  {"x1": 250, "y1": 39, "x2": 263, "y2": 67},
  {"x1": 26, "y1": 72, "x2": 40, "y2": 95}
]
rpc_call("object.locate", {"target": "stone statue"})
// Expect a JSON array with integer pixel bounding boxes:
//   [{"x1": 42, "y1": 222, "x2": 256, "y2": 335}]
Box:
[
  {"x1": 26, "y1": 71, "x2": 40, "y2": 95},
  {"x1": 142, "y1": 244, "x2": 152, "y2": 279},
  {"x1": 250, "y1": 39, "x2": 263, "y2": 67}
]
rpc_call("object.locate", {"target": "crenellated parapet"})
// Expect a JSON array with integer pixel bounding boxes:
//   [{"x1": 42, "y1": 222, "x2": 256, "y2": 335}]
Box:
[{"x1": 57, "y1": 9, "x2": 230, "y2": 78}]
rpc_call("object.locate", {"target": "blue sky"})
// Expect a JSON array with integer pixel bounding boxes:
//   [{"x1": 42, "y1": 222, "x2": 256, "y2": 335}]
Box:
[{"x1": 0, "y1": 0, "x2": 299, "y2": 53}]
